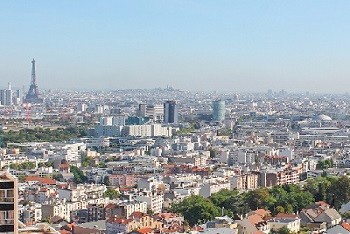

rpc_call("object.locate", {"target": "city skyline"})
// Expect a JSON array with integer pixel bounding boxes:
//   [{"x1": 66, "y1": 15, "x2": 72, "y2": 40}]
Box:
[{"x1": 1, "y1": 1, "x2": 350, "y2": 92}]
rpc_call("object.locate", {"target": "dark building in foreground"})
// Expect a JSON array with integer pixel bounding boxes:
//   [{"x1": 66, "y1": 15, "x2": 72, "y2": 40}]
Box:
[{"x1": 0, "y1": 171, "x2": 18, "y2": 233}]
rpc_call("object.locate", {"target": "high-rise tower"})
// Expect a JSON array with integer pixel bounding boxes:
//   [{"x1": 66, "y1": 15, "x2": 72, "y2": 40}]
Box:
[
  {"x1": 25, "y1": 59, "x2": 43, "y2": 103},
  {"x1": 212, "y1": 100, "x2": 225, "y2": 122},
  {"x1": 164, "y1": 100, "x2": 178, "y2": 124}
]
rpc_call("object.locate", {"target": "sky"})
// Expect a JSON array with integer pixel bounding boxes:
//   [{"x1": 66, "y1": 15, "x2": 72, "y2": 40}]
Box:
[{"x1": 0, "y1": 1, "x2": 350, "y2": 93}]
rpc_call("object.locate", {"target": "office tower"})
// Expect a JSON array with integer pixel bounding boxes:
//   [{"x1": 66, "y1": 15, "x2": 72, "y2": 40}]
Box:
[
  {"x1": 146, "y1": 104, "x2": 164, "y2": 121},
  {"x1": 0, "y1": 171, "x2": 18, "y2": 233},
  {"x1": 4, "y1": 90, "x2": 12, "y2": 106},
  {"x1": 0, "y1": 91, "x2": 4, "y2": 106},
  {"x1": 112, "y1": 115, "x2": 126, "y2": 126},
  {"x1": 212, "y1": 100, "x2": 225, "y2": 122},
  {"x1": 0, "y1": 83, "x2": 13, "y2": 106},
  {"x1": 13, "y1": 89, "x2": 22, "y2": 105},
  {"x1": 77, "y1": 103, "x2": 87, "y2": 112},
  {"x1": 25, "y1": 59, "x2": 43, "y2": 103},
  {"x1": 99, "y1": 116, "x2": 113, "y2": 126},
  {"x1": 138, "y1": 103, "x2": 147, "y2": 117},
  {"x1": 95, "y1": 105, "x2": 104, "y2": 114},
  {"x1": 164, "y1": 101, "x2": 178, "y2": 124}
]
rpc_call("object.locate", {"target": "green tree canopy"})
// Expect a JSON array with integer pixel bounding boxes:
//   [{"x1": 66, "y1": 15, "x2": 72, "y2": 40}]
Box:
[
  {"x1": 329, "y1": 176, "x2": 350, "y2": 209},
  {"x1": 70, "y1": 166, "x2": 88, "y2": 184},
  {"x1": 171, "y1": 195, "x2": 220, "y2": 226},
  {"x1": 104, "y1": 188, "x2": 120, "y2": 199},
  {"x1": 0, "y1": 126, "x2": 87, "y2": 145},
  {"x1": 245, "y1": 188, "x2": 276, "y2": 210},
  {"x1": 271, "y1": 226, "x2": 291, "y2": 234},
  {"x1": 210, "y1": 189, "x2": 249, "y2": 217}
]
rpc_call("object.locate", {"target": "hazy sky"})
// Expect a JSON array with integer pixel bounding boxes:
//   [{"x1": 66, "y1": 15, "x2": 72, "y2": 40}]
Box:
[{"x1": 1, "y1": 1, "x2": 350, "y2": 92}]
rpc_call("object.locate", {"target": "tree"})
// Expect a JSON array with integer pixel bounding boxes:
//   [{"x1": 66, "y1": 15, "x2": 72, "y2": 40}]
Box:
[
  {"x1": 70, "y1": 166, "x2": 88, "y2": 184},
  {"x1": 104, "y1": 188, "x2": 120, "y2": 199},
  {"x1": 275, "y1": 206, "x2": 285, "y2": 214},
  {"x1": 342, "y1": 211, "x2": 350, "y2": 219},
  {"x1": 304, "y1": 177, "x2": 332, "y2": 202},
  {"x1": 81, "y1": 156, "x2": 94, "y2": 167},
  {"x1": 171, "y1": 195, "x2": 220, "y2": 226},
  {"x1": 10, "y1": 161, "x2": 36, "y2": 170},
  {"x1": 329, "y1": 176, "x2": 350, "y2": 209},
  {"x1": 245, "y1": 188, "x2": 275, "y2": 210},
  {"x1": 0, "y1": 126, "x2": 88, "y2": 144},
  {"x1": 38, "y1": 161, "x2": 54, "y2": 168},
  {"x1": 271, "y1": 226, "x2": 291, "y2": 234},
  {"x1": 147, "y1": 209, "x2": 154, "y2": 215},
  {"x1": 210, "y1": 189, "x2": 249, "y2": 217},
  {"x1": 103, "y1": 176, "x2": 110, "y2": 186},
  {"x1": 53, "y1": 173, "x2": 65, "y2": 182},
  {"x1": 317, "y1": 159, "x2": 334, "y2": 170},
  {"x1": 281, "y1": 184, "x2": 314, "y2": 212},
  {"x1": 210, "y1": 189, "x2": 237, "y2": 207}
]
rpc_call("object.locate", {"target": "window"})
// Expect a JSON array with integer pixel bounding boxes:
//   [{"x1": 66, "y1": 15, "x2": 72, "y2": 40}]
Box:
[
  {"x1": 0, "y1": 189, "x2": 14, "y2": 202},
  {"x1": 0, "y1": 211, "x2": 14, "y2": 224}
]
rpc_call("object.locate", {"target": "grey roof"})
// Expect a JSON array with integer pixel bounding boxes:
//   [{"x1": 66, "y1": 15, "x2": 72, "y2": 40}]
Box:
[
  {"x1": 200, "y1": 227, "x2": 238, "y2": 234},
  {"x1": 324, "y1": 209, "x2": 341, "y2": 220},
  {"x1": 326, "y1": 225, "x2": 350, "y2": 234},
  {"x1": 77, "y1": 220, "x2": 106, "y2": 230}
]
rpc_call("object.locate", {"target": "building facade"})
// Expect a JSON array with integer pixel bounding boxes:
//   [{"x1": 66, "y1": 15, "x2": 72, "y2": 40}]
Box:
[
  {"x1": 212, "y1": 100, "x2": 225, "y2": 122},
  {"x1": 164, "y1": 101, "x2": 178, "y2": 124},
  {"x1": 0, "y1": 171, "x2": 18, "y2": 233}
]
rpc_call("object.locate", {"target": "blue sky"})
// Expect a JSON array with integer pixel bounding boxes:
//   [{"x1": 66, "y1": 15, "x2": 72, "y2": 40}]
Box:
[{"x1": 0, "y1": 1, "x2": 350, "y2": 92}]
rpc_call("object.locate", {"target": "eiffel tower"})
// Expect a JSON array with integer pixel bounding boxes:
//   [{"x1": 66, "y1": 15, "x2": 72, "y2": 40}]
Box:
[{"x1": 25, "y1": 59, "x2": 43, "y2": 103}]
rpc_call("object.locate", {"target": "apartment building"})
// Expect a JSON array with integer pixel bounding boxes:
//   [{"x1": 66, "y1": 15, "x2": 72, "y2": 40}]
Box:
[{"x1": 0, "y1": 171, "x2": 18, "y2": 233}]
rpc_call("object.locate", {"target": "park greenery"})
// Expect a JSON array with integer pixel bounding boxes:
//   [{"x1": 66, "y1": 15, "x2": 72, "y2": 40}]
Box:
[
  {"x1": 0, "y1": 126, "x2": 87, "y2": 146},
  {"x1": 171, "y1": 176, "x2": 350, "y2": 226},
  {"x1": 174, "y1": 125, "x2": 195, "y2": 135}
]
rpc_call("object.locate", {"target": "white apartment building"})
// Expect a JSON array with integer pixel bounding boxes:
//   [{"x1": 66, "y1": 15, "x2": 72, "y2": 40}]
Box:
[
  {"x1": 135, "y1": 191, "x2": 164, "y2": 214},
  {"x1": 137, "y1": 176, "x2": 163, "y2": 191},
  {"x1": 199, "y1": 181, "x2": 231, "y2": 198},
  {"x1": 117, "y1": 201, "x2": 148, "y2": 218},
  {"x1": 124, "y1": 124, "x2": 172, "y2": 137}
]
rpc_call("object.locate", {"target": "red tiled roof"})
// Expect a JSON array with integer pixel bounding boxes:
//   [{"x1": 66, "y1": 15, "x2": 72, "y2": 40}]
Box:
[
  {"x1": 254, "y1": 231, "x2": 265, "y2": 234},
  {"x1": 131, "y1": 211, "x2": 147, "y2": 219},
  {"x1": 25, "y1": 176, "x2": 57, "y2": 185},
  {"x1": 105, "y1": 203, "x2": 117, "y2": 209},
  {"x1": 60, "y1": 230, "x2": 72, "y2": 234},
  {"x1": 248, "y1": 214, "x2": 264, "y2": 225},
  {"x1": 138, "y1": 227, "x2": 153, "y2": 234},
  {"x1": 253, "y1": 209, "x2": 271, "y2": 217},
  {"x1": 191, "y1": 226, "x2": 203, "y2": 231},
  {"x1": 342, "y1": 222, "x2": 350, "y2": 231},
  {"x1": 157, "y1": 213, "x2": 178, "y2": 220}
]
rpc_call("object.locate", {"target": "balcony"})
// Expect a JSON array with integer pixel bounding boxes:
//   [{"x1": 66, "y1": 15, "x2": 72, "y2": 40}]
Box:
[{"x1": 0, "y1": 197, "x2": 14, "y2": 203}]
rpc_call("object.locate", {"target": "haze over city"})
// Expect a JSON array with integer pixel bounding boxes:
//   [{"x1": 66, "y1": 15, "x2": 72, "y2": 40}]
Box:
[
  {"x1": 1, "y1": 1, "x2": 350, "y2": 92},
  {"x1": 4, "y1": 1, "x2": 350, "y2": 233}
]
